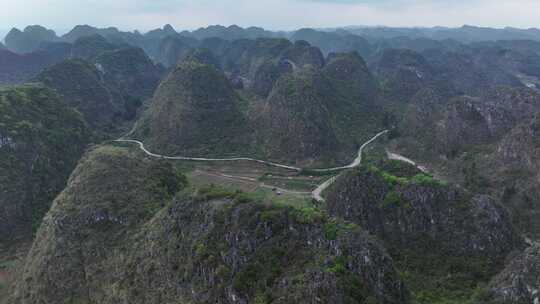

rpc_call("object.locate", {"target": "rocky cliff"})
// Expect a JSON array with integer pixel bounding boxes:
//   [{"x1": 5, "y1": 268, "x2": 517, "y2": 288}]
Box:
[
  {"x1": 488, "y1": 244, "x2": 540, "y2": 304},
  {"x1": 10, "y1": 145, "x2": 406, "y2": 304},
  {"x1": 326, "y1": 162, "x2": 523, "y2": 303}
]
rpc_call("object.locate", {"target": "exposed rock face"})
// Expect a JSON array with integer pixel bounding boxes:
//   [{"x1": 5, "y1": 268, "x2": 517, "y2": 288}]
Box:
[
  {"x1": 492, "y1": 115, "x2": 540, "y2": 238},
  {"x1": 489, "y1": 244, "x2": 540, "y2": 304},
  {"x1": 136, "y1": 61, "x2": 251, "y2": 156},
  {"x1": 10, "y1": 146, "x2": 406, "y2": 304},
  {"x1": 496, "y1": 114, "x2": 540, "y2": 172},
  {"x1": 0, "y1": 85, "x2": 90, "y2": 241},
  {"x1": 326, "y1": 166, "x2": 522, "y2": 261},
  {"x1": 259, "y1": 67, "x2": 339, "y2": 164},
  {"x1": 5, "y1": 25, "x2": 58, "y2": 53},
  {"x1": 326, "y1": 163, "x2": 525, "y2": 302}
]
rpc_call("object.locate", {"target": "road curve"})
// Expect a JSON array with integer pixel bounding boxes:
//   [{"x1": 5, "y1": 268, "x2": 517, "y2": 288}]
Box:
[
  {"x1": 115, "y1": 130, "x2": 388, "y2": 203},
  {"x1": 311, "y1": 130, "x2": 389, "y2": 172},
  {"x1": 114, "y1": 139, "x2": 302, "y2": 171},
  {"x1": 311, "y1": 130, "x2": 388, "y2": 202}
]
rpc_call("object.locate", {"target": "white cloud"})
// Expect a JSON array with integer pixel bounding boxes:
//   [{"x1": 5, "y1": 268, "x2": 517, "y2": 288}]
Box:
[{"x1": 0, "y1": 0, "x2": 539, "y2": 33}]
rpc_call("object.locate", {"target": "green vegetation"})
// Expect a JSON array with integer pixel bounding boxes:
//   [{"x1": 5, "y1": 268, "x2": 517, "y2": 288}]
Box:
[
  {"x1": 323, "y1": 219, "x2": 359, "y2": 240},
  {"x1": 0, "y1": 85, "x2": 90, "y2": 238},
  {"x1": 367, "y1": 165, "x2": 447, "y2": 188},
  {"x1": 397, "y1": 251, "x2": 496, "y2": 304},
  {"x1": 381, "y1": 191, "x2": 405, "y2": 208},
  {"x1": 136, "y1": 60, "x2": 253, "y2": 157}
]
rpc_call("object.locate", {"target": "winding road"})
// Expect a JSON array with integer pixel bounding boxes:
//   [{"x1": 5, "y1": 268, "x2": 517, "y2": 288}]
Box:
[
  {"x1": 115, "y1": 130, "x2": 388, "y2": 203},
  {"x1": 311, "y1": 130, "x2": 389, "y2": 202}
]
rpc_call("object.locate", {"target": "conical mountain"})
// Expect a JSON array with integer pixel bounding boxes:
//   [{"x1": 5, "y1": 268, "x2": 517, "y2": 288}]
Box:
[
  {"x1": 135, "y1": 60, "x2": 251, "y2": 156},
  {"x1": 0, "y1": 85, "x2": 90, "y2": 240},
  {"x1": 37, "y1": 59, "x2": 125, "y2": 133},
  {"x1": 259, "y1": 67, "x2": 338, "y2": 165},
  {"x1": 323, "y1": 52, "x2": 383, "y2": 151}
]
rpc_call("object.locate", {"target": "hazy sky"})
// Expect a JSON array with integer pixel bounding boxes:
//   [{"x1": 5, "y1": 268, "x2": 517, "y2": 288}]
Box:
[{"x1": 1, "y1": 0, "x2": 539, "y2": 33}]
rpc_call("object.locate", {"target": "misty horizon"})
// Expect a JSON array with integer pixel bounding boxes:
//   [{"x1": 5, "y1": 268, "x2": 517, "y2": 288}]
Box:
[{"x1": 1, "y1": 0, "x2": 540, "y2": 34}]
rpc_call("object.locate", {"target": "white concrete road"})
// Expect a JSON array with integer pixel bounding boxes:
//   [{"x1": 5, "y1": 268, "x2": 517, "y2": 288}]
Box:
[{"x1": 115, "y1": 130, "x2": 388, "y2": 203}]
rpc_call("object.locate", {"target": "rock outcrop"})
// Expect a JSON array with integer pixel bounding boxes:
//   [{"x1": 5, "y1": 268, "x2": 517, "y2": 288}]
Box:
[
  {"x1": 489, "y1": 244, "x2": 540, "y2": 304},
  {"x1": 326, "y1": 162, "x2": 523, "y2": 302},
  {"x1": 10, "y1": 146, "x2": 406, "y2": 304}
]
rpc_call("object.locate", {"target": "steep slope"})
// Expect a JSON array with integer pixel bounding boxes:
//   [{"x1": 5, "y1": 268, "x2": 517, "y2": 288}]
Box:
[
  {"x1": 394, "y1": 85, "x2": 540, "y2": 241},
  {"x1": 4, "y1": 25, "x2": 58, "y2": 53},
  {"x1": 326, "y1": 163, "x2": 523, "y2": 303},
  {"x1": 281, "y1": 40, "x2": 325, "y2": 69},
  {"x1": 37, "y1": 59, "x2": 125, "y2": 134},
  {"x1": 372, "y1": 48, "x2": 435, "y2": 104},
  {"x1": 10, "y1": 145, "x2": 406, "y2": 304},
  {"x1": 183, "y1": 48, "x2": 221, "y2": 69},
  {"x1": 0, "y1": 85, "x2": 90, "y2": 241},
  {"x1": 0, "y1": 46, "x2": 71, "y2": 85},
  {"x1": 423, "y1": 48, "x2": 523, "y2": 95},
  {"x1": 258, "y1": 67, "x2": 339, "y2": 165},
  {"x1": 250, "y1": 40, "x2": 324, "y2": 97},
  {"x1": 291, "y1": 28, "x2": 372, "y2": 58},
  {"x1": 61, "y1": 25, "x2": 103, "y2": 42},
  {"x1": 488, "y1": 115, "x2": 540, "y2": 238},
  {"x1": 220, "y1": 38, "x2": 292, "y2": 81},
  {"x1": 398, "y1": 86, "x2": 540, "y2": 157},
  {"x1": 251, "y1": 59, "x2": 294, "y2": 97},
  {"x1": 134, "y1": 61, "x2": 251, "y2": 156},
  {"x1": 323, "y1": 52, "x2": 383, "y2": 149},
  {"x1": 488, "y1": 243, "x2": 540, "y2": 304},
  {"x1": 255, "y1": 52, "x2": 383, "y2": 166},
  {"x1": 156, "y1": 35, "x2": 195, "y2": 67},
  {"x1": 71, "y1": 34, "x2": 119, "y2": 60},
  {"x1": 94, "y1": 47, "x2": 163, "y2": 101}
]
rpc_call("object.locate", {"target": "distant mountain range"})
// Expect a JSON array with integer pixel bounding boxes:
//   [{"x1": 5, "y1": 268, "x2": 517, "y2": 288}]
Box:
[{"x1": 4, "y1": 24, "x2": 540, "y2": 50}]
